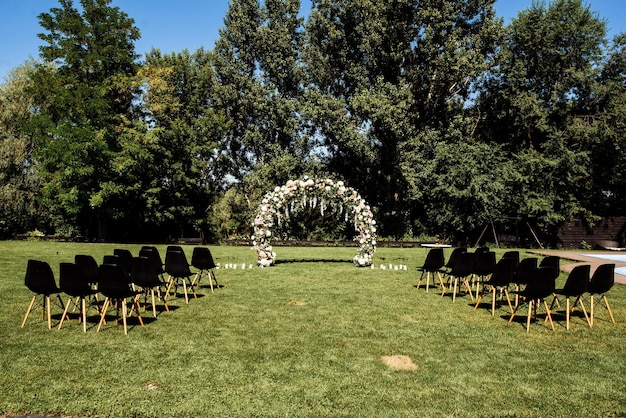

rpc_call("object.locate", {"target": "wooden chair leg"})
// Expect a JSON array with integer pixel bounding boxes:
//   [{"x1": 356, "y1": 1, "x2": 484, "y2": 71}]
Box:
[
  {"x1": 122, "y1": 300, "x2": 128, "y2": 335},
  {"x1": 150, "y1": 289, "x2": 157, "y2": 318},
  {"x1": 79, "y1": 298, "x2": 86, "y2": 333},
  {"x1": 603, "y1": 296, "x2": 616, "y2": 324},
  {"x1": 526, "y1": 300, "x2": 533, "y2": 333},
  {"x1": 58, "y1": 296, "x2": 73, "y2": 330},
  {"x1": 21, "y1": 296, "x2": 37, "y2": 328},
  {"x1": 46, "y1": 295, "x2": 52, "y2": 329},
  {"x1": 97, "y1": 298, "x2": 110, "y2": 332},
  {"x1": 573, "y1": 296, "x2": 590, "y2": 327},
  {"x1": 544, "y1": 300, "x2": 554, "y2": 331}
]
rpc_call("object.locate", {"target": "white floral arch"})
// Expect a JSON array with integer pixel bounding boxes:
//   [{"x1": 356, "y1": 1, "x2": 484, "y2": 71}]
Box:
[{"x1": 252, "y1": 177, "x2": 377, "y2": 267}]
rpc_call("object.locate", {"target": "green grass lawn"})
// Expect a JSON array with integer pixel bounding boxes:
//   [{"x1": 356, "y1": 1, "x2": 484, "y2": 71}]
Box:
[{"x1": 1, "y1": 241, "x2": 625, "y2": 417}]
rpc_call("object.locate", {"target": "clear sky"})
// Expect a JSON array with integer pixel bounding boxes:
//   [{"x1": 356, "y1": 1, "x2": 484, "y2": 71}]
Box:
[{"x1": 1, "y1": 0, "x2": 625, "y2": 81}]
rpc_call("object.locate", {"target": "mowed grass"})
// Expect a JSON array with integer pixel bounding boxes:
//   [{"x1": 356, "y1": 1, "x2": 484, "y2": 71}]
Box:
[{"x1": 1, "y1": 241, "x2": 625, "y2": 417}]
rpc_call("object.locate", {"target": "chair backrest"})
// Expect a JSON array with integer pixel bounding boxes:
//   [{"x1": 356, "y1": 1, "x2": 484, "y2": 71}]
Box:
[
  {"x1": 512, "y1": 257, "x2": 538, "y2": 286},
  {"x1": 450, "y1": 252, "x2": 474, "y2": 277},
  {"x1": 74, "y1": 254, "x2": 99, "y2": 285},
  {"x1": 140, "y1": 247, "x2": 164, "y2": 273},
  {"x1": 445, "y1": 247, "x2": 467, "y2": 269},
  {"x1": 59, "y1": 262, "x2": 92, "y2": 296},
  {"x1": 113, "y1": 249, "x2": 133, "y2": 273},
  {"x1": 24, "y1": 259, "x2": 58, "y2": 295},
  {"x1": 561, "y1": 264, "x2": 590, "y2": 296},
  {"x1": 420, "y1": 248, "x2": 445, "y2": 271},
  {"x1": 131, "y1": 256, "x2": 160, "y2": 288},
  {"x1": 191, "y1": 247, "x2": 217, "y2": 270},
  {"x1": 538, "y1": 256, "x2": 560, "y2": 280},
  {"x1": 524, "y1": 266, "x2": 556, "y2": 299},
  {"x1": 589, "y1": 263, "x2": 615, "y2": 295},
  {"x1": 473, "y1": 251, "x2": 496, "y2": 276},
  {"x1": 165, "y1": 249, "x2": 192, "y2": 277},
  {"x1": 501, "y1": 251, "x2": 520, "y2": 269},
  {"x1": 475, "y1": 246, "x2": 490, "y2": 253},
  {"x1": 488, "y1": 257, "x2": 515, "y2": 287},
  {"x1": 167, "y1": 245, "x2": 184, "y2": 254},
  {"x1": 98, "y1": 263, "x2": 134, "y2": 299}
]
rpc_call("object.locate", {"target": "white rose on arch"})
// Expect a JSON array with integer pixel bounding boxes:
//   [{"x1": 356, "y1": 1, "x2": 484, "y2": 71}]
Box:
[{"x1": 252, "y1": 177, "x2": 377, "y2": 266}]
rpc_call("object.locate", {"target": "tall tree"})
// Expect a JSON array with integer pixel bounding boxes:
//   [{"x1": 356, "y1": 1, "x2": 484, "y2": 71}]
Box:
[
  {"x1": 27, "y1": 0, "x2": 140, "y2": 239},
  {"x1": 305, "y1": 0, "x2": 501, "y2": 237},
  {"x1": 476, "y1": 0, "x2": 609, "y2": 237},
  {"x1": 213, "y1": 0, "x2": 313, "y2": 194},
  {"x1": 0, "y1": 62, "x2": 47, "y2": 238},
  {"x1": 139, "y1": 48, "x2": 227, "y2": 240}
]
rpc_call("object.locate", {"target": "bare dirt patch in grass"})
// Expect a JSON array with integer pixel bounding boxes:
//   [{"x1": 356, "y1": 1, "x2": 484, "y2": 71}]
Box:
[
  {"x1": 288, "y1": 300, "x2": 308, "y2": 306},
  {"x1": 381, "y1": 355, "x2": 418, "y2": 371}
]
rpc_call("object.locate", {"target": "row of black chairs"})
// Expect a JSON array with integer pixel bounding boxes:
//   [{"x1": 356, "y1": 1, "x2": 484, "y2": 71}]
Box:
[
  {"x1": 21, "y1": 245, "x2": 219, "y2": 334},
  {"x1": 416, "y1": 247, "x2": 616, "y2": 332}
]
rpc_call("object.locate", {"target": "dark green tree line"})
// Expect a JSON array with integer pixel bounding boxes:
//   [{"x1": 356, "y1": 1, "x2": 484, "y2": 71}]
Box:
[{"x1": 1, "y1": 0, "x2": 625, "y2": 245}]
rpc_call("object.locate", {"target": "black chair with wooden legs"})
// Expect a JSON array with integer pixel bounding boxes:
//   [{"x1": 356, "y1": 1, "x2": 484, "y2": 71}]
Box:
[
  {"x1": 58, "y1": 262, "x2": 100, "y2": 332},
  {"x1": 441, "y1": 252, "x2": 475, "y2": 302},
  {"x1": 21, "y1": 260, "x2": 66, "y2": 330},
  {"x1": 191, "y1": 247, "x2": 220, "y2": 292},
  {"x1": 588, "y1": 263, "x2": 616, "y2": 327},
  {"x1": 165, "y1": 249, "x2": 197, "y2": 304},
  {"x1": 474, "y1": 257, "x2": 515, "y2": 316},
  {"x1": 509, "y1": 266, "x2": 557, "y2": 333},
  {"x1": 549, "y1": 264, "x2": 590, "y2": 330},
  {"x1": 416, "y1": 248, "x2": 445, "y2": 292},
  {"x1": 131, "y1": 256, "x2": 169, "y2": 317},
  {"x1": 97, "y1": 263, "x2": 144, "y2": 335}
]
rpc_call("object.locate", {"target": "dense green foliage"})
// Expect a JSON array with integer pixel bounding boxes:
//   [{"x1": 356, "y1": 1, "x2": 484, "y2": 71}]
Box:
[
  {"x1": 1, "y1": 0, "x2": 625, "y2": 244},
  {"x1": 1, "y1": 242, "x2": 625, "y2": 417}
]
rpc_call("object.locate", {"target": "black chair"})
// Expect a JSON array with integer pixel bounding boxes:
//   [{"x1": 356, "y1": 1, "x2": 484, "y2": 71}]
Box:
[
  {"x1": 588, "y1": 263, "x2": 616, "y2": 327},
  {"x1": 416, "y1": 248, "x2": 445, "y2": 292},
  {"x1": 140, "y1": 247, "x2": 166, "y2": 278},
  {"x1": 21, "y1": 259, "x2": 65, "y2": 330},
  {"x1": 57, "y1": 262, "x2": 100, "y2": 332},
  {"x1": 472, "y1": 251, "x2": 496, "y2": 289},
  {"x1": 511, "y1": 257, "x2": 538, "y2": 306},
  {"x1": 539, "y1": 255, "x2": 561, "y2": 282},
  {"x1": 549, "y1": 264, "x2": 590, "y2": 330},
  {"x1": 131, "y1": 256, "x2": 169, "y2": 317},
  {"x1": 508, "y1": 266, "x2": 557, "y2": 333},
  {"x1": 74, "y1": 254, "x2": 99, "y2": 286},
  {"x1": 113, "y1": 249, "x2": 134, "y2": 277},
  {"x1": 165, "y1": 249, "x2": 197, "y2": 304},
  {"x1": 474, "y1": 257, "x2": 515, "y2": 316},
  {"x1": 501, "y1": 251, "x2": 520, "y2": 270},
  {"x1": 102, "y1": 254, "x2": 128, "y2": 277},
  {"x1": 97, "y1": 263, "x2": 144, "y2": 335},
  {"x1": 441, "y1": 252, "x2": 474, "y2": 302},
  {"x1": 191, "y1": 247, "x2": 219, "y2": 293},
  {"x1": 442, "y1": 247, "x2": 467, "y2": 274},
  {"x1": 167, "y1": 245, "x2": 184, "y2": 254}
]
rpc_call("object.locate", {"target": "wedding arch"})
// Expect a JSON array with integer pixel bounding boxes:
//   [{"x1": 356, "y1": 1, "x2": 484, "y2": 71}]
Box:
[{"x1": 252, "y1": 177, "x2": 377, "y2": 267}]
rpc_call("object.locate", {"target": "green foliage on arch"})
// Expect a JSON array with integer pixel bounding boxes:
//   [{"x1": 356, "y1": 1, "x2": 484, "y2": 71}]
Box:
[{"x1": 252, "y1": 177, "x2": 377, "y2": 266}]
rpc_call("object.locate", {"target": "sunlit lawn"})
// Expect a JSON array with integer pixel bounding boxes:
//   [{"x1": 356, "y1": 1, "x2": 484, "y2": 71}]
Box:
[{"x1": 1, "y1": 241, "x2": 625, "y2": 417}]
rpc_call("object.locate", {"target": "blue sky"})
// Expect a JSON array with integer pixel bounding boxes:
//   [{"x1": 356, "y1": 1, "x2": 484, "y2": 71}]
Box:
[{"x1": 1, "y1": 0, "x2": 625, "y2": 81}]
